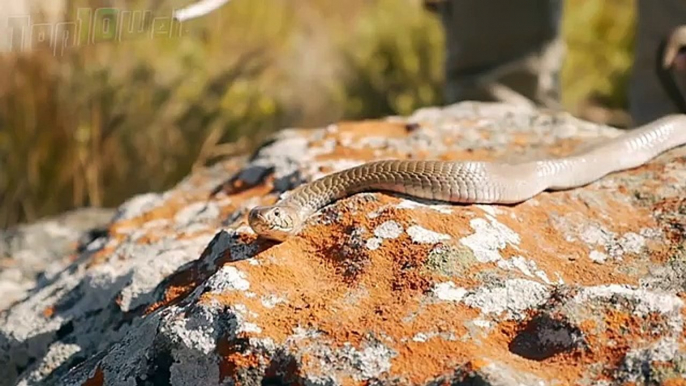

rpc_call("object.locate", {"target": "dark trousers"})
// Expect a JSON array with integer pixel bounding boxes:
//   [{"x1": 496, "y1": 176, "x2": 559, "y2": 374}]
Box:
[{"x1": 434, "y1": 0, "x2": 686, "y2": 126}]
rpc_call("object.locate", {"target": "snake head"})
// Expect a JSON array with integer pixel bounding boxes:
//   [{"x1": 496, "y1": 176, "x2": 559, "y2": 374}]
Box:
[{"x1": 248, "y1": 205, "x2": 300, "y2": 241}]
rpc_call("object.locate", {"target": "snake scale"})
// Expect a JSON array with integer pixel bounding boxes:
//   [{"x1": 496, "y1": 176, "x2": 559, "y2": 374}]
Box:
[{"x1": 248, "y1": 28, "x2": 686, "y2": 241}]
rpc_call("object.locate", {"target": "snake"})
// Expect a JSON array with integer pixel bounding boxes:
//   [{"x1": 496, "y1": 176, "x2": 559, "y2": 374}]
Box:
[
  {"x1": 248, "y1": 28, "x2": 686, "y2": 242},
  {"x1": 249, "y1": 114, "x2": 686, "y2": 241}
]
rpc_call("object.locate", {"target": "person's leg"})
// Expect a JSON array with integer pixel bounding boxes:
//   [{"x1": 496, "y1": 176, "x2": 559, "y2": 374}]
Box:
[
  {"x1": 629, "y1": 0, "x2": 686, "y2": 126},
  {"x1": 430, "y1": 0, "x2": 564, "y2": 108}
]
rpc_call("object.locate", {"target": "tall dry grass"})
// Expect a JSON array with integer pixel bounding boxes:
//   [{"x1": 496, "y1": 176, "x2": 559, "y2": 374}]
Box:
[
  {"x1": 0, "y1": 0, "x2": 444, "y2": 227},
  {"x1": 560, "y1": 0, "x2": 636, "y2": 111}
]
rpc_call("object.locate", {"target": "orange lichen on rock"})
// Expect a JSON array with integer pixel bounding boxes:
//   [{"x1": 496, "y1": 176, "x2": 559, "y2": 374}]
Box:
[
  {"x1": 42, "y1": 306, "x2": 55, "y2": 318},
  {"x1": 4, "y1": 102, "x2": 686, "y2": 386},
  {"x1": 194, "y1": 139, "x2": 682, "y2": 383},
  {"x1": 81, "y1": 367, "x2": 104, "y2": 386},
  {"x1": 144, "y1": 113, "x2": 686, "y2": 383},
  {"x1": 331, "y1": 120, "x2": 413, "y2": 142}
]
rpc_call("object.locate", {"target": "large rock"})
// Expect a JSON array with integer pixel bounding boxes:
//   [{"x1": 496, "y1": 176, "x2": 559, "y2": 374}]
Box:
[
  {"x1": 0, "y1": 208, "x2": 114, "y2": 312},
  {"x1": 1, "y1": 101, "x2": 686, "y2": 385}
]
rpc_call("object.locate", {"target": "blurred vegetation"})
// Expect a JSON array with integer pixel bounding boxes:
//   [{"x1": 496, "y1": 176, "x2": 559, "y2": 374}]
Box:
[
  {"x1": 0, "y1": 0, "x2": 635, "y2": 228},
  {"x1": 560, "y1": 0, "x2": 636, "y2": 110}
]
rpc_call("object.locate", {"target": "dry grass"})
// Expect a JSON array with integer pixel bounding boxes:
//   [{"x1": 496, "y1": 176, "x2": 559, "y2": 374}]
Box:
[
  {"x1": 0, "y1": 0, "x2": 635, "y2": 228},
  {"x1": 560, "y1": 0, "x2": 636, "y2": 111}
]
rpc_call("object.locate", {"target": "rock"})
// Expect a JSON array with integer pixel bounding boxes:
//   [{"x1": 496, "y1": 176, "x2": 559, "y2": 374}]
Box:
[
  {"x1": 1, "y1": 101, "x2": 686, "y2": 386},
  {"x1": 0, "y1": 207, "x2": 115, "y2": 312}
]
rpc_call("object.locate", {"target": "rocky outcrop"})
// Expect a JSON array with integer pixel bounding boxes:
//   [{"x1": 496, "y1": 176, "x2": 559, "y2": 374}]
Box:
[
  {"x1": 1, "y1": 101, "x2": 685, "y2": 385},
  {"x1": 0, "y1": 208, "x2": 114, "y2": 312}
]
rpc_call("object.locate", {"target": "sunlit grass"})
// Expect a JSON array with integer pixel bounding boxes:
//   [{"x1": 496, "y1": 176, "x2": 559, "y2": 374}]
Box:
[{"x1": 560, "y1": 0, "x2": 636, "y2": 111}]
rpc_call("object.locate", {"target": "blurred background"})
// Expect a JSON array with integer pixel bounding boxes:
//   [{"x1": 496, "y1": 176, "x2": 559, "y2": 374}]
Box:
[{"x1": 0, "y1": 0, "x2": 635, "y2": 229}]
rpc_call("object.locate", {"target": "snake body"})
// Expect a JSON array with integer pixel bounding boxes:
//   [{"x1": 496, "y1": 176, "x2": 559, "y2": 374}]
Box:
[{"x1": 248, "y1": 114, "x2": 686, "y2": 241}]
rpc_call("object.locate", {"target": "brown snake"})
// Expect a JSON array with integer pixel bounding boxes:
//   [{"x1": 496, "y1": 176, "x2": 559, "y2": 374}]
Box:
[{"x1": 248, "y1": 29, "x2": 686, "y2": 242}]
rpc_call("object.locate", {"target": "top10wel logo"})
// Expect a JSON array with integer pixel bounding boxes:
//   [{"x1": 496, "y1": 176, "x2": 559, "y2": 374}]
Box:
[{"x1": 3, "y1": 7, "x2": 187, "y2": 56}]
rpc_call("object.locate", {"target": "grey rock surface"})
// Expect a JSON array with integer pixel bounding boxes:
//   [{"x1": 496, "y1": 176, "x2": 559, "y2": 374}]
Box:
[
  {"x1": 0, "y1": 102, "x2": 685, "y2": 386},
  {"x1": 0, "y1": 207, "x2": 114, "y2": 312}
]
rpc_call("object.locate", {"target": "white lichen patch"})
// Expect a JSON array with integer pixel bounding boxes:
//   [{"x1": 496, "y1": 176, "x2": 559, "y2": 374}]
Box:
[
  {"x1": 173, "y1": 202, "x2": 220, "y2": 227},
  {"x1": 142, "y1": 218, "x2": 172, "y2": 230},
  {"x1": 367, "y1": 209, "x2": 382, "y2": 219},
  {"x1": 118, "y1": 236, "x2": 214, "y2": 311},
  {"x1": 356, "y1": 136, "x2": 392, "y2": 149},
  {"x1": 553, "y1": 216, "x2": 647, "y2": 259},
  {"x1": 291, "y1": 326, "x2": 324, "y2": 340},
  {"x1": 575, "y1": 285, "x2": 684, "y2": 316},
  {"x1": 161, "y1": 304, "x2": 222, "y2": 355},
  {"x1": 395, "y1": 199, "x2": 453, "y2": 214},
  {"x1": 603, "y1": 231, "x2": 647, "y2": 259},
  {"x1": 366, "y1": 237, "x2": 383, "y2": 250},
  {"x1": 459, "y1": 217, "x2": 520, "y2": 263},
  {"x1": 205, "y1": 266, "x2": 250, "y2": 293},
  {"x1": 433, "y1": 279, "x2": 550, "y2": 318},
  {"x1": 307, "y1": 138, "x2": 337, "y2": 157},
  {"x1": 113, "y1": 193, "x2": 165, "y2": 222},
  {"x1": 621, "y1": 337, "x2": 681, "y2": 379},
  {"x1": 551, "y1": 214, "x2": 610, "y2": 244},
  {"x1": 639, "y1": 227, "x2": 662, "y2": 239},
  {"x1": 234, "y1": 224, "x2": 256, "y2": 235},
  {"x1": 617, "y1": 232, "x2": 646, "y2": 255},
  {"x1": 213, "y1": 196, "x2": 233, "y2": 207},
  {"x1": 497, "y1": 256, "x2": 551, "y2": 284},
  {"x1": 589, "y1": 250, "x2": 608, "y2": 264},
  {"x1": 433, "y1": 281, "x2": 468, "y2": 302},
  {"x1": 412, "y1": 332, "x2": 432, "y2": 342},
  {"x1": 340, "y1": 341, "x2": 395, "y2": 381},
  {"x1": 295, "y1": 336, "x2": 396, "y2": 384},
  {"x1": 84, "y1": 236, "x2": 108, "y2": 253},
  {"x1": 374, "y1": 221, "x2": 403, "y2": 239},
  {"x1": 474, "y1": 204, "x2": 499, "y2": 217},
  {"x1": 38, "y1": 220, "x2": 81, "y2": 239},
  {"x1": 579, "y1": 224, "x2": 615, "y2": 246},
  {"x1": 464, "y1": 279, "x2": 550, "y2": 317},
  {"x1": 406, "y1": 331, "x2": 457, "y2": 344},
  {"x1": 234, "y1": 303, "x2": 259, "y2": 318},
  {"x1": 472, "y1": 319, "x2": 492, "y2": 328},
  {"x1": 126, "y1": 228, "x2": 159, "y2": 243},
  {"x1": 554, "y1": 272, "x2": 565, "y2": 285},
  {"x1": 261, "y1": 295, "x2": 286, "y2": 309},
  {"x1": 407, "y1": 225, "x2": 450, "y2": 244},
  {"x1": 247, "y1": 258, "x2": 260, "y2": 266},
  {"x1": 240, "y1": 322, "x2": 263, "y2": 334},
  {"x1": 17, "y1": 341, "x2": 82, "y2": 383}
]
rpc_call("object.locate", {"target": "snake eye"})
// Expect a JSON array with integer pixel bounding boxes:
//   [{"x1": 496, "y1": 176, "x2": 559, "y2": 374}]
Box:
[{"x1": 274, "y1": 209, "x2": 281, "y2": 217}]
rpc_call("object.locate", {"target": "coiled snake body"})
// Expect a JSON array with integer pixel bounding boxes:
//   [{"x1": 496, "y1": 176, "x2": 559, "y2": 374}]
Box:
[{"x1": 249, "y1": 114, "x2": 686, "y2": 241}]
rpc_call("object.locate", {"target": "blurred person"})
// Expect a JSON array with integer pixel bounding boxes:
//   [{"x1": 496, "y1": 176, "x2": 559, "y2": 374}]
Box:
[
  {"x1": 632, "y1": 0, "x2": 686, "y2": 125},
  {"x1": 427, "y1": 0, "x2": 686, "y2": 127}
]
